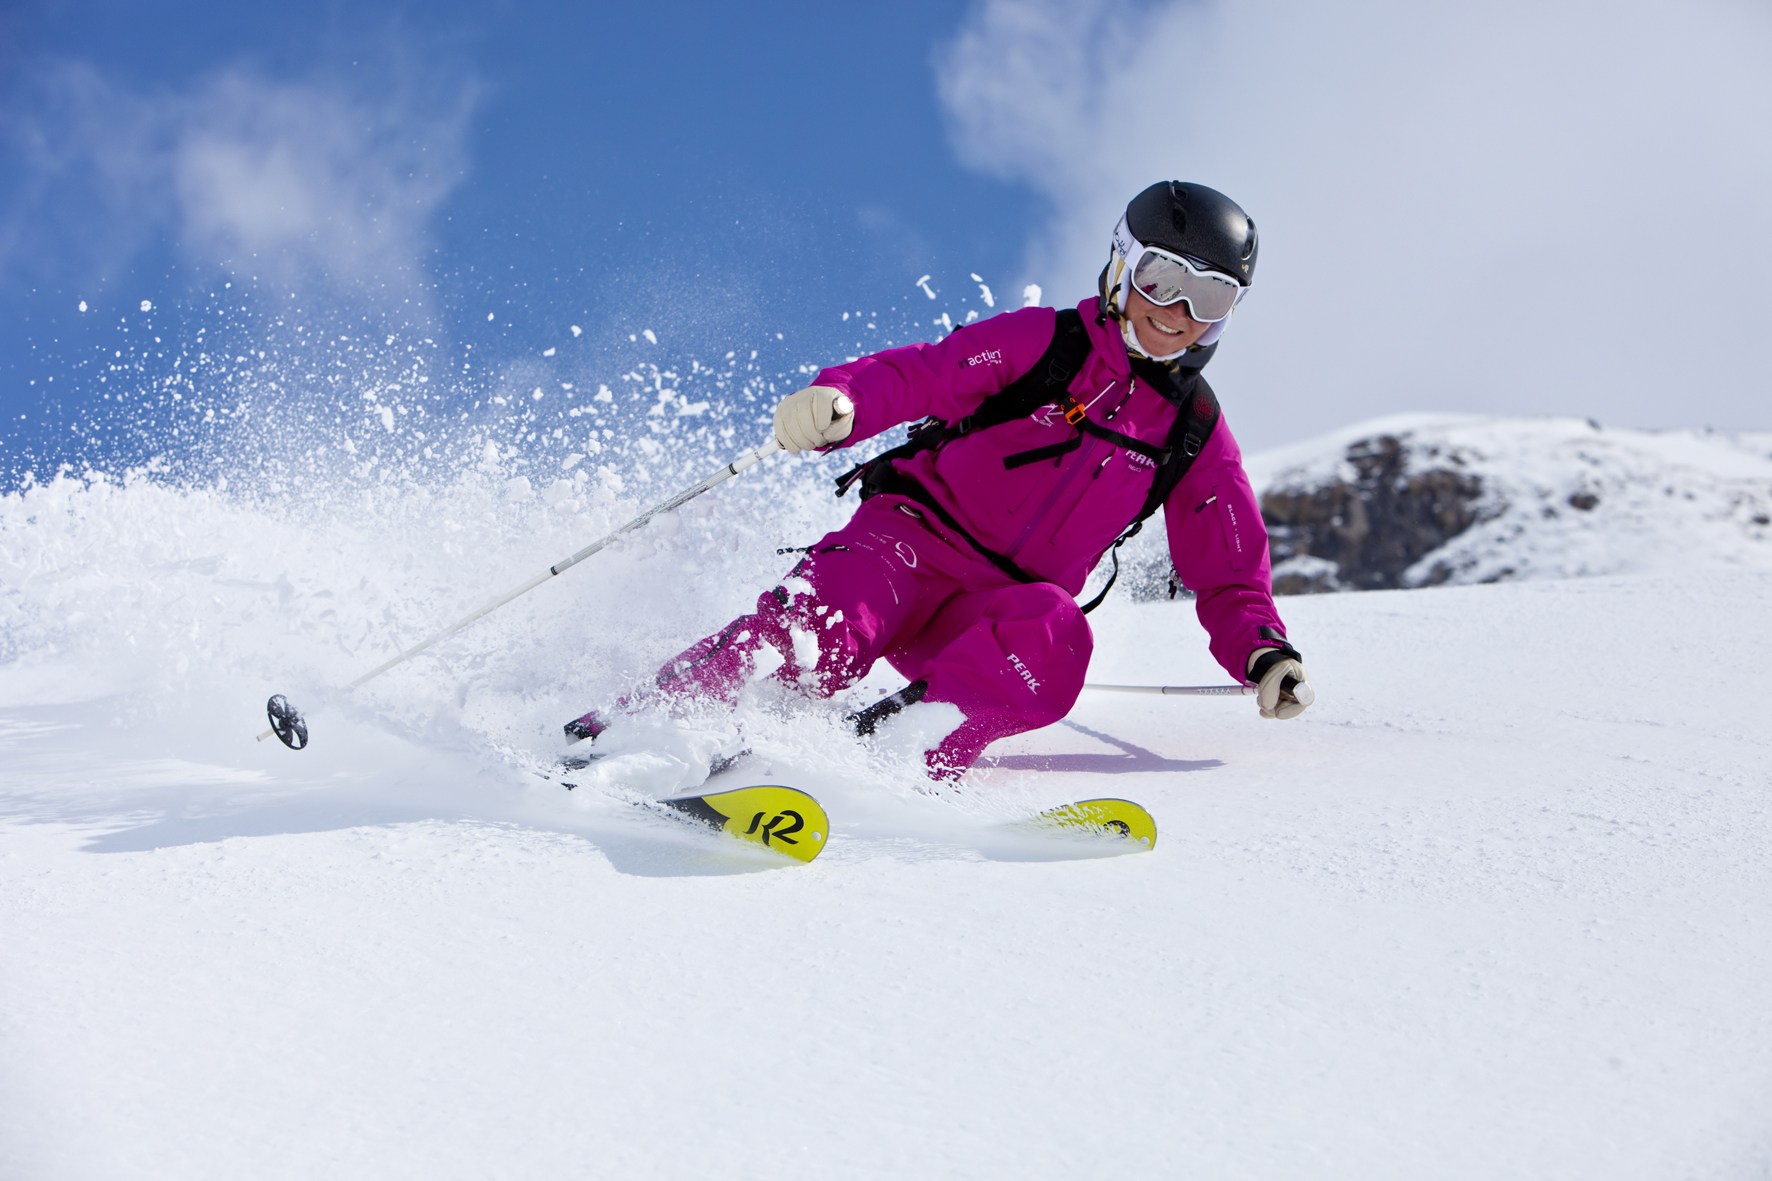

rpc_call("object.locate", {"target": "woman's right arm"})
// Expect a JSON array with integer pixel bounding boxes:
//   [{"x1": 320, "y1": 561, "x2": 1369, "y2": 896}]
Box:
[{"x1": 808, "y1": 305, "x2": 1059, "y2": 449}]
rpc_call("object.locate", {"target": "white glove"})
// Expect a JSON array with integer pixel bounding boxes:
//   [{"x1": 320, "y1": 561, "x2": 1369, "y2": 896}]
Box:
[
  {"x1": 773, "y1": 386, "x2": 854, "y2": 454},
  {"x1": 1248, "y1": 647, "x2": 1314, "y2": 720}
]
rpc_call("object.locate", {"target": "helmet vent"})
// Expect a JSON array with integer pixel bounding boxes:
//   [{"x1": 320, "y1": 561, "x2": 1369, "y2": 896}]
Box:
[{"x1": 1241, "y1": 218, "x2": 1258, "y2": 261}]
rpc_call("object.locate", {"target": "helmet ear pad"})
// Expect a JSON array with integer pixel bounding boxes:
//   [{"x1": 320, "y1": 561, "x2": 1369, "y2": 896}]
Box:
[{"x1": 1097, "y1": 254, "x2": 1133, "y2": 322}]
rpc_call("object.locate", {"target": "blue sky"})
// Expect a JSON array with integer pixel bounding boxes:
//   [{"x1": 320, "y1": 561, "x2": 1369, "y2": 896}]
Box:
[
  {"x1": 0, "y1": 0, "x2": 1039, "y2": 476},
  {"x1": 4, "y1": 0, "x2": 1771, "y2": 483}
]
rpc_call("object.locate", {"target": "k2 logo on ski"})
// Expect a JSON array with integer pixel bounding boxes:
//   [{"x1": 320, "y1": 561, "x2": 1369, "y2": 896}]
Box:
[{"x1": 745, "y1": 810, "x2": 805, "y2": 847}]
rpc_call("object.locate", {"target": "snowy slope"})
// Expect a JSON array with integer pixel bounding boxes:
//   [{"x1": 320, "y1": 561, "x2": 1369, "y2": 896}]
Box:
[{"x1": 3, "y1": 448, "x2": 1770, "y2": 1178}]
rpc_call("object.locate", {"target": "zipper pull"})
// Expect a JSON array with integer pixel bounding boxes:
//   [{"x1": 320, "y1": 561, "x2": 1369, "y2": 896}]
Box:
[
  {"x1": 1092, "y1": 455, "x2": 1111, "y2": 480},
  {"x1": 1104, "y1": 382, "x2": 1133, "y2": 421}
]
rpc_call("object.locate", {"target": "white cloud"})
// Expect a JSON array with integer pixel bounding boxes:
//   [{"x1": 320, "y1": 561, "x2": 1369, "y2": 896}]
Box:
[
  {"x1": 170, "y1": 70, "x2": 471, "y2": 296},
  {"x1": 938, "y1": 0, "x2": 1772, "y2": 446},
  {"x1": 2, "y1": 58, "x2": 473, "y2": 314}
]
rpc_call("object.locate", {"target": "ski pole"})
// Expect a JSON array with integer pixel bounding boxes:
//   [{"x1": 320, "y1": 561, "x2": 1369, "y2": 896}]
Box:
[
  {"x1": 257, "y1": 433, "x2": 792, "y2": 746},
  {"x1": 1084, "y1": 680, "x2": 1316, "y2": 705},
  {"x1": 1086, "y1": 682, "x2": 1253, "y2": 696}
]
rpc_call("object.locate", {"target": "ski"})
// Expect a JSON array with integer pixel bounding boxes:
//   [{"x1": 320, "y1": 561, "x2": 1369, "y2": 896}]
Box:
[
  {"x1": 1021, "y1": 797, "x2": 1157, "y2": 849},
  {"x1": 544, "y1": 752, "x2": 827, "y2": 862},
  {"x1": 655, "y1": 784, "x2": 830, "y2": 863},
  {"x1": 542, "y1": 742, "x2": 1141, "y2": 861}
]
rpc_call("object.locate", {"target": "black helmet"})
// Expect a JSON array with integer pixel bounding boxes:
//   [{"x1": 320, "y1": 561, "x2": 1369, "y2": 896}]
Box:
[
  {"x1": 1126, "y1": 181, "x2": 1258, "y2": 283},
  {"x1": 1099, "y1": 181, "x2": 1258, "y2": 321}
]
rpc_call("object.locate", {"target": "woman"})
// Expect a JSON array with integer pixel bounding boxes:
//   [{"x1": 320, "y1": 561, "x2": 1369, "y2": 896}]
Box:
[{"x1": 570, "y1": 181, "x2": 1311, "y2": 778}]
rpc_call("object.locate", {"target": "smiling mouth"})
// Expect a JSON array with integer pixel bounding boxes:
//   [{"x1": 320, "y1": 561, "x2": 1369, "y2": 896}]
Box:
[{"x1": 1147, "y1": 315, "x2": 1188, "y2": 336}]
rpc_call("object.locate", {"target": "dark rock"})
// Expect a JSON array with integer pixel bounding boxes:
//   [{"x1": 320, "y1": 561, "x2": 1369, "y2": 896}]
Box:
[
  {"x1": 1568, "y1": 492, "x2": 1599, "y2": 511},
  {"x1": 1262, "y1": 435, "x2": 1486, "y2": 592}
]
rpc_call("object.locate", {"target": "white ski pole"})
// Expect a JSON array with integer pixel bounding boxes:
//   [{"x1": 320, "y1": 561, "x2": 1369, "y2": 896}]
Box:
[
  {"x1": 1085, "y1": 680, "x2": 1316, "y2": 705},
  {"x1": 257, "y1": 433, "x2": 792, "y2": 746},
  {"x1": 1086, "y1": 682, "x2": 1253, "y2": 696}
]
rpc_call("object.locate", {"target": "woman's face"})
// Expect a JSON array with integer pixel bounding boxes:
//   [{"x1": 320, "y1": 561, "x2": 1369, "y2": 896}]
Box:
[{"x1": 1124, "y1": 285, "x2": 1213, "y2": 356}]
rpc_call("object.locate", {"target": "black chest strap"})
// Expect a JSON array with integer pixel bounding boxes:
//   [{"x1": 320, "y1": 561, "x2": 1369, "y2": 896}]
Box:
[{"x1": 1000, "y1": 391, "x2": 1176, "y2": 471}]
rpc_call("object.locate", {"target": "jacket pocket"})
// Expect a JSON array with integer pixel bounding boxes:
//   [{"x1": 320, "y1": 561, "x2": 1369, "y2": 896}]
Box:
[{"x1": 1042, "y1": 450, "x2": 1147, "y2": 554}]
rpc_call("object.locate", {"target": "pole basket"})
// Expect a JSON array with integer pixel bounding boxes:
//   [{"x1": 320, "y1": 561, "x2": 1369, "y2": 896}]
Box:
[{"x1": 266, "y1": 695, "x2": 308, "y2": 750}]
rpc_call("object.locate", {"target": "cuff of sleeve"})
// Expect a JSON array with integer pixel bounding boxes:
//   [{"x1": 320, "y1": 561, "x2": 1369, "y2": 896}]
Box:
[{"x1": 1248, "y1": 642, "x2": 1303, "y2": 684}]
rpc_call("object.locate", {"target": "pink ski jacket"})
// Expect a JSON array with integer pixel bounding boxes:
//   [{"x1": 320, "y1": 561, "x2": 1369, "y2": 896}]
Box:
[{"x1": 812, "y1": 297, "x2": 1288, "y2": 682}]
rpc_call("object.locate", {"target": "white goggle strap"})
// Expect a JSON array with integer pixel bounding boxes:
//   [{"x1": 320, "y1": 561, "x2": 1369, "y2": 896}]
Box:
[{"x1": 1111, "y1": 216, "x2": 1141, "y2": 319}]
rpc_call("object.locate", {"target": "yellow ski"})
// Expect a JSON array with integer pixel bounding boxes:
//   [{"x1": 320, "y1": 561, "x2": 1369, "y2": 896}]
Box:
[
  {"x1": 660, "y1": 784, "x2": 830, "y2": 863},
  {"x1": 1025, "y1": 798, "x2": 1157, "y2": 850}
]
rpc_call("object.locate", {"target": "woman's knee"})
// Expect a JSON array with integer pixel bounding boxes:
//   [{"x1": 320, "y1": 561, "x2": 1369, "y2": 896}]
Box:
[{"x1": 984, "y1": 585, "x2": 1093, "y2": 697}]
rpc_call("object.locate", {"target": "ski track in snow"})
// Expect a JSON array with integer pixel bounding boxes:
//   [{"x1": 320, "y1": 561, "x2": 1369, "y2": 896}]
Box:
[{"x1": 3, "y1": 431, "x2": 1772, "y2": 1178}]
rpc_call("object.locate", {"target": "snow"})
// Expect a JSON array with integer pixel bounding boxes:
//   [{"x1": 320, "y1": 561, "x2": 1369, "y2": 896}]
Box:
[{"x1": 4, "y1": 429, "x2": 1771, "y2": 1177}]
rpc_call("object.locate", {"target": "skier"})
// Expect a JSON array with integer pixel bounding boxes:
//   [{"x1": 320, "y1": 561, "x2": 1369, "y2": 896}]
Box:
[{"x1": 569, "y1": 181, "x2": 1312, "y2": 778}]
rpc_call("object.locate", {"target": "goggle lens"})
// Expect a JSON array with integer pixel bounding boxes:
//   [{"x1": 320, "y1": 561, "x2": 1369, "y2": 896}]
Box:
[{"x1": 1130, "y1": 248, "x2": 1242, "y2": 322}]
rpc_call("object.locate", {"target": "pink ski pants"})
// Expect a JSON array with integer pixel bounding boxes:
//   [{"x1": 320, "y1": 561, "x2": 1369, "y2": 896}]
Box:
[{"x1": 653, "y1": 495, "x2": 1092, "y2": 776}]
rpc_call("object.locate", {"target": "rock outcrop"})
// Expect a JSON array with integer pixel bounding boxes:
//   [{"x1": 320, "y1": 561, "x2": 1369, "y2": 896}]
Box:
[
  {"x1": 1261, "y1": 435, "x2": 1485, "y2": 593},
  {"x1": 1110, "y1": 416, "x2": 1772, "y2": 601}
]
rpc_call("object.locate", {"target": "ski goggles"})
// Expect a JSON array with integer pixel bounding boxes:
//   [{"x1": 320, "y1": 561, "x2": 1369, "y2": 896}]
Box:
[{"x1": 1113, "y1": 217, "x2": 1246, "y2": 323}]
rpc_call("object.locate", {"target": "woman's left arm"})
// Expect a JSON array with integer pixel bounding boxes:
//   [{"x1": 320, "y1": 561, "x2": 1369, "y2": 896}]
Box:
[{"x1": 1162, "y1": 422, "x2": 1291, "y2": 682}]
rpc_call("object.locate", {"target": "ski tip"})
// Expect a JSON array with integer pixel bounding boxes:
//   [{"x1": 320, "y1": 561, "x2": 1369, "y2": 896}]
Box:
[
  {"x1": 660, "y1": 784, "x2": 829, "y2": 863},
  {"x1": 1026, "y1": 798, "x2": 1157, "y2": 850}
]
